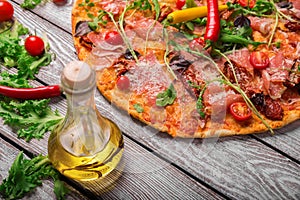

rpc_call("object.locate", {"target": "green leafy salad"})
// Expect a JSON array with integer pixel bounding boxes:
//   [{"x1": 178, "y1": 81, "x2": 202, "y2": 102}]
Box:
[{"x1": 0, "y1": 19, "x2": 67, "y2": 200}]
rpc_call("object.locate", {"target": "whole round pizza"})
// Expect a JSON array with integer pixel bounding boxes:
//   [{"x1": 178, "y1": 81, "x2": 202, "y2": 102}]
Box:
[{"x1": 71, "y1": 0, "x2": 300, "y2": 138}]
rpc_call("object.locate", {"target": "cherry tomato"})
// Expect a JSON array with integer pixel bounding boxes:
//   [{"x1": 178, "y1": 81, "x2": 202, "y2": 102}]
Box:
[
  {"x1": 24, "y1": 36, "x2": 45, "y2": 57},
  {"x1": 104, "y1": 31, "x2": 123, "y2": 45},
  {"x1": 229, "y1": 102, "x2": 252, "y2": 121},
  {"x1": 53, "y1": 0, "x2": 68, "y2": 6},
  {"x1": 238, "y1": 0, "x2": 256, "y2": 8},
  {"x1": 176, "y1": 0, "x2": 185, "y2": 10},
  {"x1": 116, "y1": 75, "x2": 130, "y2": 90},
  {"x1": 189, "y1": 37, "x2": 205, "y2": 50},
  {"x1": 0, "y1": 0, "x2": 14, "y2": 22},
  {"x1": 249, "y1": 51, "x2": 270, "y2": 70}
]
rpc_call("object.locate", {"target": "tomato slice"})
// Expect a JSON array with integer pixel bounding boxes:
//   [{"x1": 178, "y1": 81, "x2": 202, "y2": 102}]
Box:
[
  {"x1": 116, "y1": 75, "x2": 130, "y2": 91},
  {"x1": 0, "y1": 0, "x2": 14, "y2": 22},
  {"x1": 176, "y1": 0, "x2": 185, "y2": 10},
  {"x1": 189, "y1": 37, "x2": 205, "y2": 50},
  {"x1": 104, "y1": 31, "x2": 123, "y2": 45},
  {"x1": 249, "y1": 51, "x2": 270, "y2": 70},
  {"x1": 229, "y1": 102, "x2": 252, "y2": 121},
  {"x1": 24, "y1": 36, "x2": 45, "y2": 57},
  {"x1": 238, "y1": 0, "x2": 256, "y2": 8}
]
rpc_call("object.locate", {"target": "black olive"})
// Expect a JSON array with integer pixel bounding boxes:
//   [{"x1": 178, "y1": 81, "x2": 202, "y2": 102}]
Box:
[
  {"x1": 234, "y1": 15, "x2": 251, "y2": 28},
  {"x1": 169, "y1": 55, "x2": 192, "y2": 71},
  {"x1": 250, "y1": 93, "x2": 265, "y2": 112},
  {"x1": 124, "y1": 49, "x2": 140, "y2": 60},
  {"x1": 277, "y1": 1, "x2": 293, "y2": 9},
  {"x1": 75, "y1": 21, "x2": 92, "y2": 37}
]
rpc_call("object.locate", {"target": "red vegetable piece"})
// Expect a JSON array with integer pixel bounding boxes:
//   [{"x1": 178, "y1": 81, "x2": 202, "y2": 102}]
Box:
[
  {"x1": 204, "y1": 0, "x2": 220, "y2": 42},
  {"x1": 104, "y1": 31, "x2": 124, "y2": 45},
  {"x1": 0, "y1": 0, "x2": 14, "y2": 22},
  {"x1": 249, "y1": 51, "x2": 270, "y2": 69},
  {"x1": 238, "y1": 0, "x2": 256, "y2": 8},
  {"x1": 116, "y1": 76, "x2": 130, "y2": 90},
  {"x1": 229, "y1": 102, "x2": 252, "y2": 121},
  {"x1": 53, "y1": 0, "x2": 68, "y2": 6},
  {"x1": 176, "y1": 0, "x2": 186, "y2": 10},
  {"x1": 0, "y1": 85, "x2": 61, "y2": 99},
  {"x1": 24, "y1": 36, "x2": 45, "y2": 57}
]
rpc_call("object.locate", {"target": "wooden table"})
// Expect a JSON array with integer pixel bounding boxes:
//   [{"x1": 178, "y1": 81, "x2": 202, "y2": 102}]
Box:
[{"x1": 1, "y1": 1, "x2": 300, "y2": 199}]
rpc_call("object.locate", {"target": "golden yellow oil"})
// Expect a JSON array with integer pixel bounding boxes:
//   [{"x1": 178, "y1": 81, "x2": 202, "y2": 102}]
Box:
[{"x1": 48, "y1": 116, "x2": 124, "y2": 181}]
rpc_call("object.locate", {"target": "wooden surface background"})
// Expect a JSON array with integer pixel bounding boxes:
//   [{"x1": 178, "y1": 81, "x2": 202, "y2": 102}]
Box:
[{"x1": 0, "y1": 0, "x2": 300, "y2": 199}]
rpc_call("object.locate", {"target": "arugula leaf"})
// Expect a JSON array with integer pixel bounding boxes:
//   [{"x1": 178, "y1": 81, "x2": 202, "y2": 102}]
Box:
[
  {"x1": 0, "y1": 152, "x2": 69, "y2": 200},
  {"x1": 186, "y1": 0, "x2": 197, "y2": 8},
  {"x1": 21, "y1": 0, "x2": 44, "y2": 9},
  {"x1": 133, "y1": 103, "x2": 144, "y2": 113},
  {"x1": 156, "y1": 84, "x2": 177, "y2": 107},
  {"x1": 17, "y1": 52, "x2": 52, "y2": 79},
  {"x1": 0, "y1": 98, "x2": 64, "y2": 142},
  {"x1": 130, "y1": 0, "x2": 152, "y2": 10},
  {"x1": 0, "y1": 72, "x2": 31, "y2": 88},
  {"x1": 196, "y1": 96, "x2": 205, "y2": 118},
  {"x1": 88, "y1": 10, "x2": 108, "y2": 31}
]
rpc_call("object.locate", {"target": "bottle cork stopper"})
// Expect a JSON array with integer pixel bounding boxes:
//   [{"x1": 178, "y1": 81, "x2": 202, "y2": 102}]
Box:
[{"x1": 61, "y1": 61, "x2": 94, "y2": 91}]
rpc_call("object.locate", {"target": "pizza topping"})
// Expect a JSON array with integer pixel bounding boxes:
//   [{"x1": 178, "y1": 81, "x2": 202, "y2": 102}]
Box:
[
  {"x1": 133, "y1": 103, "x2": 144, "y2": 113},
  {"x1": 229, "y1": 102, "x2": 252, "y2": 121},
  {"x1": 124, "y1": 49, "x2": 141, "y2": 60},
  {"x1": 156, "y1": 84, "x2": 177, "y2": 107},
  {"x1": 169, "y1": 55, "x2": 192, "y2": 71},
  {"x1": 104, "y1": 30, "x2": 123, "y2": 45},
  {"x1": 204, "y1": 0, "x2": 221, "y2": 42},
  {"x1": 250, "y1": 92, "x2": 265, "y2": 112},
  {"x1": 264, "y1": 96, "x2": 283, "y2": 120},
  {"x1": 284, "y1": 21, "x2": 300, "y2": 32},
  {"x1": 237, "y1": 0, "x2": 256, "y2": 8},
  {"x1": 0, "y1": 0, "x2": 14, "y2": 22},
  {"x1": 249, "y1": 51, "x2": 270, "y2": 70},
  {"x1": 176, "y1": 0, "x2": 186, "y2": 10},
  {"x1": 75, "y1": 21, "x2": 92, "y2": 37},
  {"x1": 234, "y1": 14, "x2": 251, "y2": 27},
  {"x1": 116, "y1": 75, "x2": 130, "y2": 91},
  {"x1": 166, "y1": 5, "x2": 228, "y2": 24},
  {"x1": 277, "y1": 1, "x2": 293, "y2": 9}
]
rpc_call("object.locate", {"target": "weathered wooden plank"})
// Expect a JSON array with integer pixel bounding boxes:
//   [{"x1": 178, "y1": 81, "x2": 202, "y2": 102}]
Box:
[
  {"x1": 6, "y1": 1, "x2": 300, "y2": 199},
  {"x1": 0, "y1": 137, "x2": 88, "y2": 200}
]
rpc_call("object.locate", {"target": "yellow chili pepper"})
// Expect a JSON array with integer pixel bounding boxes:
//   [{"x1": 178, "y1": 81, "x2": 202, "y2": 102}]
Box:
[{"x1": 167, "y1": 5, "x2": 228, "y2": 24}]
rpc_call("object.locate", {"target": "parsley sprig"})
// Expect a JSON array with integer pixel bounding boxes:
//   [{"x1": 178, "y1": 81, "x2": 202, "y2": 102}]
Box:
[{"x1": 0, "y1": 152, "x2": 68, "y2": 200}]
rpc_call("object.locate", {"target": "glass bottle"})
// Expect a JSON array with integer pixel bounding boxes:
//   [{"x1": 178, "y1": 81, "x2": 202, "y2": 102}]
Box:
[{"x1": 48, "y1": 61, "x2": 124, "y2": 181}]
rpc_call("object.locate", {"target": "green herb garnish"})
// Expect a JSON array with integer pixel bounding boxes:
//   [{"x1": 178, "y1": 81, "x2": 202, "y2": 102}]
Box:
[
  {"x1": 21, "y1": 0, "x2": 45, "y2": 9},
  {"x1": 0, "y1": 152, "x2": 68, "y2": 200},
  {"x1": 134, "y1": 103, "x2": 144, "y2": 113},
  {"x1": 156, "y1": 84, "x2": 177, "y2": 107},
  {"x1": 0, "y1": 98, "x2": 63, "y2": 141}
]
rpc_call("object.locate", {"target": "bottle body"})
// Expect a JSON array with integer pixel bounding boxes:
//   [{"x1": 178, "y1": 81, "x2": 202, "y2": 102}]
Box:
[
  {"x1": 48, "y1": 111, "x2": 124, "y2": 181},
  {"x1": 47, "y1": 61, "x2": 124, "y2": 181}
]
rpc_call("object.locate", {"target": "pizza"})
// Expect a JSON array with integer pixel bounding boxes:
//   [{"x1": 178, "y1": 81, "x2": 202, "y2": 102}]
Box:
[{"x1": 71, "y1": 0, "x2": 300, "y2": 138}]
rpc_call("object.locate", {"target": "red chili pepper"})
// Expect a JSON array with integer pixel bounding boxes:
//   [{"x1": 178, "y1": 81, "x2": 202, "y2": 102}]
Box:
[
  {"x1": 204, "y1": 0, "x2": 220, "y2": 42},
  {"x1": 0, "y1": 85, "x2": 61, "y2": 99}
]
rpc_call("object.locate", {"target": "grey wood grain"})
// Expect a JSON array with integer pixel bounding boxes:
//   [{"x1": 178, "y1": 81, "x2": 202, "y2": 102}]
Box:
[
  {"x1": 0, "y1": 137, "x2": 88, "y2": 200},
  {"x1": 4, "y1": 1, "x2": 300, "y2": 199}
]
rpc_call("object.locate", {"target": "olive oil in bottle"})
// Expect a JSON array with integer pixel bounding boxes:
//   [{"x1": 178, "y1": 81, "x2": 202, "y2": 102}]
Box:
[{"x1": 48, "y1": 61, "x2": 124, "y2": 181}]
